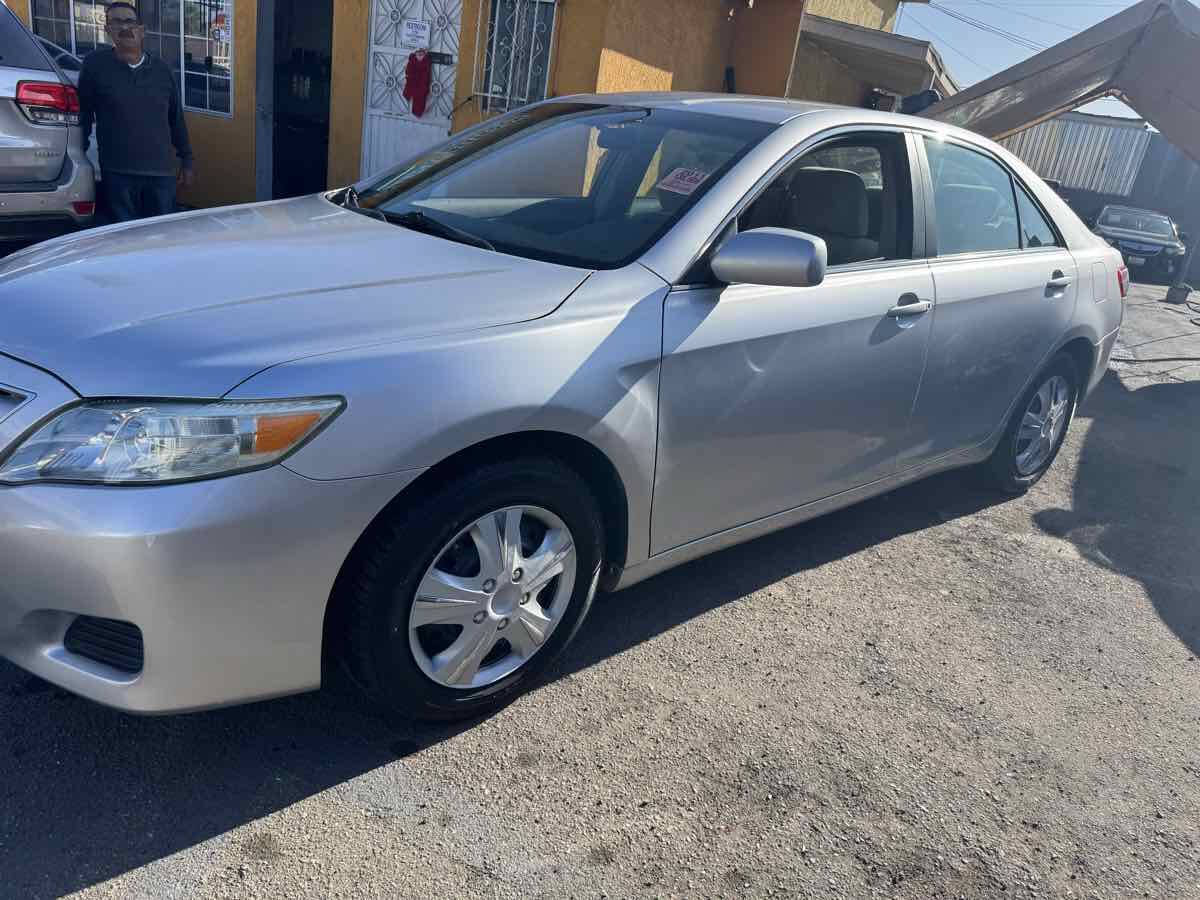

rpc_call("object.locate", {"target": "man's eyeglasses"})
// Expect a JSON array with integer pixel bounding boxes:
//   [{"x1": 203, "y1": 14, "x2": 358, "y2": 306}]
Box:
[{"x1": 107, "y1": 16, "x2": 143, "y2": 28}]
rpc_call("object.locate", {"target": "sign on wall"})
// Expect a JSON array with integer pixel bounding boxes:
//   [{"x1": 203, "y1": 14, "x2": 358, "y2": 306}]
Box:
[{"x1": 400, "y1": 18, "x2": 432, "y2": 49}]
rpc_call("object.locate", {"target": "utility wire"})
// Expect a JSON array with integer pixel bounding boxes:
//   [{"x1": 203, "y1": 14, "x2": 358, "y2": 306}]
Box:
[
  {"x1": 952, "y1": 0, "x2": 1080, "y2": 33},
  {"x1": 903, "y1": 12, "x2": 998, "y2": 78},
  {"x1": 927, "y1": 1, "x2": 1048, "y2": 52}
]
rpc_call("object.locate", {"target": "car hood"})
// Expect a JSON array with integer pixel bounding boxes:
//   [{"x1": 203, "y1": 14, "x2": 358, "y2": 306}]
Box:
[{"x1": 0, "y1": 195, "x2": 590, "y2": 397}]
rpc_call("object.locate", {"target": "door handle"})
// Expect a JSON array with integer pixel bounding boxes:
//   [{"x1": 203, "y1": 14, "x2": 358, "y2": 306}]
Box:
[
  {"x1": 1047, "y1": 270, "x2": 1074, "y2": 290},
  {"x1": 887, "y1": 295, "x2": 933, "y2": 318}
]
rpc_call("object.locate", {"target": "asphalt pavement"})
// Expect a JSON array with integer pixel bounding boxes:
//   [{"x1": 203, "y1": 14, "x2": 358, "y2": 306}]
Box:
[{"x1": 2, "y1": 283, "x2": 1199, "y2": 899}]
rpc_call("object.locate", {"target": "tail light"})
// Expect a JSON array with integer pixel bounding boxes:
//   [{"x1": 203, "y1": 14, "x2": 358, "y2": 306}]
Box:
[
  {"x1": 16, "y1": 81, "x2": 80, "y2": 126},
  {"x1": 1116, "y1": 264, "x2": 1130, "y2": 299},
  {"x1": 72, "y1": 201, "x2": 96, "y2": 216}
]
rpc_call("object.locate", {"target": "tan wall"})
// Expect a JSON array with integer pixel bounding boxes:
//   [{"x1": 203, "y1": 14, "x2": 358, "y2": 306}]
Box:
[
  {"x1": 178, "y1": 0, "x2": 257, "y2": 207},
  {"x1": 788, "y1": 36, "x2": 869, "y2": 106},
  {"x1": 327, "y1": 0, "x2": 370, "y2": 186},
  {"x1": 596, "y1": 0, "x2": 732, "y2": 94},
  {"x1": 806, "y1": 0, "x2": 900, "y2": 31},
  {"x1": 730, "y1": 0, "x2": 804, "y2": 97},
  {"x1": 6, "y1": 1, "x2": 29, "y2": 27}
]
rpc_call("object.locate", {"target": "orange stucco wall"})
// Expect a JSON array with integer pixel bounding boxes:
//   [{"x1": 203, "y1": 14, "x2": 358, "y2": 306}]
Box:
[
  {"x1": 807, "y1": 0, "x2": 900, "y2": 31},
  {"x1": 327, "y1": 0, "x2": 370, "y2": 186},
  {"x1": 729, "y1": 0, "x2": 805, "y2": 97},
  {"x1": 177, "y1": 0, "x2": 257, "y2": 207},
  {"x1": 596, "y1": 0, "x2": 734, "y2": 94}
]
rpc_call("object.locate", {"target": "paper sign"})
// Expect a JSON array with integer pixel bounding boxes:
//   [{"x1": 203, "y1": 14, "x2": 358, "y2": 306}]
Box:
[
  {"x1": 656, "y1": 167, "x2": 711, "y2": 196},
  {"x1": 401, "y1": 18, "x2": 432, "y2": 50}
]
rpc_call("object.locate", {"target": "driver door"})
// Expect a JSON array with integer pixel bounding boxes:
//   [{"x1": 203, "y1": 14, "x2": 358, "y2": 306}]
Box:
[{"x1": 651, "y1": 130, "x2": 935, "y2": 553}]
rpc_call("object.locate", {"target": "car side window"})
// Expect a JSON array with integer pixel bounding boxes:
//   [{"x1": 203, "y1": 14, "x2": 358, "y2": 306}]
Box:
[
  {"x1": 738, "y1": 132, "x2": 913, "y2": 266},
  {"x1": 923, "y1": 137, "x2": 1019, "y2": 255},
  {"x1": 1013, "y1": 184, "x2": 1058, "y2": 249}
]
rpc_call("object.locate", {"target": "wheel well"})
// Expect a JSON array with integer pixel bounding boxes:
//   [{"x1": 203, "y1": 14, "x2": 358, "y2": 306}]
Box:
[
  {"x1": 321, "y1": 431, "x2": 630, "y2": 663},
  {"x1": 1059, "y1": 337, "x2": 1095, "y2": 388}
]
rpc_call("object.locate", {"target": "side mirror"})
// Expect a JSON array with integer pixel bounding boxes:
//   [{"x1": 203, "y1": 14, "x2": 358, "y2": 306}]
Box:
[
  {"x1": 1180, "y1": 231, "x2": 1190, "y2": 244},
  {"x1": 710, "y1": 227, "x2": 827, "y2": 288}
]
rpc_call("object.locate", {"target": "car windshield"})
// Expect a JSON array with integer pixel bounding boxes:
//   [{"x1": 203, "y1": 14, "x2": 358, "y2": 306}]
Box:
[
  {"x1": 1099, "y1": 208, "x2": 1175, "y2": 237},
  {"x1": 353, "y1": 103, "x2": 775, "y2": 269}
]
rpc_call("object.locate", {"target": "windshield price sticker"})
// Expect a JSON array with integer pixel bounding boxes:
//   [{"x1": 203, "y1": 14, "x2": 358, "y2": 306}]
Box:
[{"x1": 656, "y1": 168, "x2": 711, "y2": 195}]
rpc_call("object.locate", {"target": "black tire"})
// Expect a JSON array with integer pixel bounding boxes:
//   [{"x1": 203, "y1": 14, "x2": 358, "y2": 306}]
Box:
[
  {"x1": 984, "y1": 353, "x2": 1079, "y2": 494},
  {"x1": 341, "y1": 458, "x2": 603, "y2": 721}
]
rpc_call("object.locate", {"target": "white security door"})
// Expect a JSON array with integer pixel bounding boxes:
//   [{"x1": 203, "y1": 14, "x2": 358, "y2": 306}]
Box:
[{"x1": 361, "y1": 0, "x2": 464, "y2": 179}]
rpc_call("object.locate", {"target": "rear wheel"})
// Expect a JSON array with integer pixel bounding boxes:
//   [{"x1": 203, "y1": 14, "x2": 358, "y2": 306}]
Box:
[
  {"x1": 342, "y1": 458, "x2": 603, "y2": 721},
  {"x1": 985, "y1": 353, "x2": 1078, "y2": 493}
]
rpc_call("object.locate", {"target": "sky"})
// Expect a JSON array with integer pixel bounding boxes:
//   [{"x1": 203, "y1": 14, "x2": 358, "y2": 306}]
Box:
[{"x1": 893, "y1": 0, "x2": 1148, "y2": 119}]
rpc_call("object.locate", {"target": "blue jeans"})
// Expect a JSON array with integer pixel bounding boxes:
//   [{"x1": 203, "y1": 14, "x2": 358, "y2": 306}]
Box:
[{"x1": 104, "y1": 172, "x2": 178, "y2": 223}]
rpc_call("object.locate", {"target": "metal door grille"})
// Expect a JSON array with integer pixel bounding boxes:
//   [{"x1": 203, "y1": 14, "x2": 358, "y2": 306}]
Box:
[{"x1": 472, "y1": 0, "x2": 558, "y2": 114}]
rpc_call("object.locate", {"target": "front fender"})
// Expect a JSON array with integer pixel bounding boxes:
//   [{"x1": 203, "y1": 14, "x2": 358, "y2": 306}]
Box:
[{"x1": 228, "y1": 265, "x2": 668, "y2": 568}]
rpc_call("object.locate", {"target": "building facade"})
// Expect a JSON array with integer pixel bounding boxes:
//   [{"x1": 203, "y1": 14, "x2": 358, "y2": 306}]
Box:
[{"x1": 5, "y1": 0, "x2": 951, "y2": 209}]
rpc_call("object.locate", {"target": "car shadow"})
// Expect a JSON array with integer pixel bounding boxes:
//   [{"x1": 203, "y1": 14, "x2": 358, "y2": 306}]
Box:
[
  {"x1": 0, "y1": 466, "x2": 1006, "y2": 898},
  {"x1": 1033, "y1": 370, "x2": 1200, "y2": 657}
]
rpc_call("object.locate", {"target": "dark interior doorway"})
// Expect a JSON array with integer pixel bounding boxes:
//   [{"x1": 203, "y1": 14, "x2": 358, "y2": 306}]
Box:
[{"x1": 272, "y1": 0, "x2": 333, "y2": 199}]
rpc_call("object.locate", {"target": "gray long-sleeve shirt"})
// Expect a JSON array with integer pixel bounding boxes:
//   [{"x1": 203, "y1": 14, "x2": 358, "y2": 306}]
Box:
[{"x1": 78, "y1": 47, "x2": 193, "y2": 177}]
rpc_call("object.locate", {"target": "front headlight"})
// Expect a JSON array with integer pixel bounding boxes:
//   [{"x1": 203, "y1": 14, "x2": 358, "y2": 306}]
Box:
[
  {"x1": 1165, "y1": 243, "x2": 1187, "y2": 256},
  {"x1": 0, "y1": 397, "x2": 343, "y2": 485}
]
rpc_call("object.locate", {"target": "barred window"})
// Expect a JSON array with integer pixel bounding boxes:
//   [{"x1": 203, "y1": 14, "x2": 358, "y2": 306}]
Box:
[
  {"x1": 31, "y1": 0, "x2": 233, "y2": 116},
  {"x1": 475, "y1": 0, "x2": 558, "y2": 114}
]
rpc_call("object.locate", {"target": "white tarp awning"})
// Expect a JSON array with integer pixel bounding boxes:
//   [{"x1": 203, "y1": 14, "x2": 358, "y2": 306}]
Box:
[{"x1": 923, "y1": 0, "x2": 1200, "y2": 164}]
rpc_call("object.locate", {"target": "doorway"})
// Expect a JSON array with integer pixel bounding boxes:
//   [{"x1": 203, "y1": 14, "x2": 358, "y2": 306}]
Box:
[
  {"x1": 360, "y1": 1, "x2": 464, "y2": 179},
  {"x1": 272, "y1": 0, "x2": 334, "y2": 198}
]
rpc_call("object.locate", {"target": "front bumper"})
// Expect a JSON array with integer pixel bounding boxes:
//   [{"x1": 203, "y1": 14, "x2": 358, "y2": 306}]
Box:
[{"x1": 0, "y1": 355, "x2": 420, "y2": 713}]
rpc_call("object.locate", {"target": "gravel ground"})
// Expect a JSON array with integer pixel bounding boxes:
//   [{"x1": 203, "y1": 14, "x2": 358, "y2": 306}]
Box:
[{"x1": 2, "y1": 284, "x2": 1199, "y2": 900}]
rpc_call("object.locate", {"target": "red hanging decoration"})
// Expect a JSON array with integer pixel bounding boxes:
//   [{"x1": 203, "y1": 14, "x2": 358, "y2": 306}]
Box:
[{"x1": 404, "y1": 50, "x2": 433, "y2": 118}]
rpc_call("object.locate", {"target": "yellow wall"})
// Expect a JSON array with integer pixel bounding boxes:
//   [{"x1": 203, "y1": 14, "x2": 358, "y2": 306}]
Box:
[
  {"x1": 730, "y1": 0, "x2": 804, "y2": 97},
  {"x1": 178, "y1": 0, "x2": 257, "y2": 207},
  {"x1": 597, "y1": 0, "x2": 732, "y2": 94},
  {"x1": 327, "y1": 0, "x2": 370, "y2": 186},
  {"x1": 806, "y1": 0, "x2": 900, "y2": 31},
  {"x1": 5, "y1": 1, "x2": 29, "y2": 27},
  {"x1": 788, "y1": 36, "x2": 869, "y2": 106}
]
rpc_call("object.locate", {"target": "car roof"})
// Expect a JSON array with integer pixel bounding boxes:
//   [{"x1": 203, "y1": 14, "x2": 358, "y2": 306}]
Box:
[
  {"x1": 553, "y1": 92, "x2": 842, "y2": 124},
  {"x1": 550, "y1": 91, "x2": 1003, "y2": 140}
]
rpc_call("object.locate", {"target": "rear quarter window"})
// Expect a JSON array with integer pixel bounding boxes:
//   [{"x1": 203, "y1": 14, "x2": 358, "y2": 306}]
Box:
[{"x1": 0, "y1": 8, "x2": 53, "y2": 72}]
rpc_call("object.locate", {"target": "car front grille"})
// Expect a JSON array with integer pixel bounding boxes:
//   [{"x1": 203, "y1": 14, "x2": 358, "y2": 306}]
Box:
[{"x1": 63, "y1": 616, "x2": 145, "y2": 674}]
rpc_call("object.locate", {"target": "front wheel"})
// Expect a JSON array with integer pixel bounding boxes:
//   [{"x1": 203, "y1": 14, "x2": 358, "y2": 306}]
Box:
[
  {"x1": 984, "y1": 354, "x2": 1079, "y2": 493},
  {"x1": 341, "y1": 459, "x2": 604, "y2": 721}
]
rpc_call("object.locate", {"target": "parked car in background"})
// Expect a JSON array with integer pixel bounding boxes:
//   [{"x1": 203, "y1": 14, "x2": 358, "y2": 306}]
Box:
[
  {"x1": 1092, "y1": 203, "x2": 1189, "y2": 283},
  {"x1": 0, "y1": 5, "x2": 94, "y2": 244},
  {"x1": 32, "y1": 35, "x2": 99, "y2": 176},
  {"x1": 0, "y1": 94, "x2": 1125, "y2": 721}
]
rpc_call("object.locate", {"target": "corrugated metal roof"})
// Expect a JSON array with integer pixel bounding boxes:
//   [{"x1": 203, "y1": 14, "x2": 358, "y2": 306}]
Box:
[{"x1": 1001, "y1": 113, "x2": 1152, "y2": 196}]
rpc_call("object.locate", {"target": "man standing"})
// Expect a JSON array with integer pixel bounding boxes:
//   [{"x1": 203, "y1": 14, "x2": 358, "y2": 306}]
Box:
[{"x1": 78, "y1": 2, "x2": 195, "y2": 223}]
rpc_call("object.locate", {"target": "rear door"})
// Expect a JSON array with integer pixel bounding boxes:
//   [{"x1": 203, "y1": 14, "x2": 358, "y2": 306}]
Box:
[
  {"x1": 901, "y1": 135, "x2": 1078, "y2": 468},
  {"x1": 0, "y1": 8, "x2": 68, "y2": 184}
]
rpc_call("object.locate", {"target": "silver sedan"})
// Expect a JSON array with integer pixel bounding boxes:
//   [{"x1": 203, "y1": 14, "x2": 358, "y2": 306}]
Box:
[{"x1": 0, "y1": 94, "x2": 1125, "y2": 719}]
